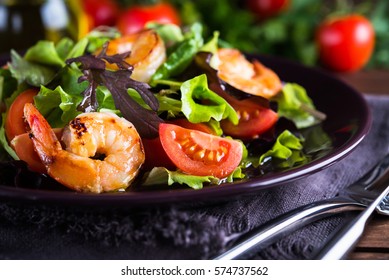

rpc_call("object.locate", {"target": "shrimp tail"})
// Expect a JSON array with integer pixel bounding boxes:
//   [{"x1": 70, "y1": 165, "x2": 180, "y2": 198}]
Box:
[
  {"x1": 23, "y1": 103, "x2": 62, "y2": 166},
  {"x1": 24, "y1": 103, "x2": 101, "y2": 192}
]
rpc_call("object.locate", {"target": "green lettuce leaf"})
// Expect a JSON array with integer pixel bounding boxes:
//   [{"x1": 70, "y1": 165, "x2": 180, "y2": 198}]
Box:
[
  {"x1": 0, "y1": 113, "x2": 18, "y2": 160},
  {"x1": 156, "y1": 93, "x2": 183, "y2": 118},
  {"x1": 24, "y1": 41, "x2": 66, "y2": 67},
  {"x1": 0, "y1": 69, "x2": 18, "y2": 102},
  {"x1": 55, "y1": 38, "x2": 76, "y2": 61},
  {"x1": 147, "y1": 22, "x2": 185, "y2": 47},
  {"x1": 64, "y1": 37, "x2": 89, "y2": 61},
  {"x1": 200, "y1": 31, "x2": 219, "y2": 54},
  {"x1": 151, "y1": 23, "x2": 204, "y2": 83},
  {"x1": 34, "y1": 86, "x2": 83, "y2": 128},
  {"x1": 84, "y1": 27, "x2": 121, "y2": 53},
  {"x1": 96, "y1": 86, "x2": 118, "y2": 113},
  {"x1": 181, "y1": 74, "x2": 238, "y2": 124},
  {"x1": 259, "y1": 130, "x2": 307, "y2": 168},
  {"x1": 142, "y1": 167, "x2": 219, "y2": 190},
  {"x1": 8, "y1": 50, "x2": 56, "y2": 87},
  {"x1": 274, "y1": 83, "x2": 325, "y2": 129}
]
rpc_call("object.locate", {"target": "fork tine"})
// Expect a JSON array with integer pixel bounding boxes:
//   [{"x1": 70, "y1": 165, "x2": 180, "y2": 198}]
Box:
[{"x1": 377, "y1": 195, "x2": 389, "y2": 215}]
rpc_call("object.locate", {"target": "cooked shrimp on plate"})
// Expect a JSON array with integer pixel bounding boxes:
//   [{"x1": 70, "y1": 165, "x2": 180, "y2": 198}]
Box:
[
  {"x1": 104, "y1": 29, "x2": 166, "y2": 83},
  {"x1": 215, "y1": 48, "x2": 282, "y2": 99},
  {"x1": 24, "y1": 103, "x2": 145, "y2": 193}
]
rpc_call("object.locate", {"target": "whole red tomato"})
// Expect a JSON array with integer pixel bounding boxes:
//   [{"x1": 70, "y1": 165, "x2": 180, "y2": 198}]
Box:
[
  {"x1": 246, "y1": 0, "x2": 289, "y2": 19},
  {"x1": 117, "y1": 3, "x2": 181, "y2": 35},
  {"x1": 316, "y1": 14, "x2": 375, "y2": 72},
  {"x1": 82, "y1": 0, "x2": 120, "y2": 28}
]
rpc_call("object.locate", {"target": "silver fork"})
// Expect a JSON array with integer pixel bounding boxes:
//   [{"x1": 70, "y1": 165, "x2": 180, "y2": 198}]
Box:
[{"x1": 214, "y1": 153, "x2": 389, "y2": 260}]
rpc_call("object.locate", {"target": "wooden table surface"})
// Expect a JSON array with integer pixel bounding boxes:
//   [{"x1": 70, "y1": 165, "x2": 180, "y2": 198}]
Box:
[{"x1": 335, "y1": 69, "x2": 389, "y2": 260}]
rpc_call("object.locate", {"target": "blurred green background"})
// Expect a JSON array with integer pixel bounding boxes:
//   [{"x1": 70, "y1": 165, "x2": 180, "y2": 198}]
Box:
[
  {"x1": 120, "y1": 0, "x2": 389, "y2": 70},
  {"x1": 1, "y1": 0, "x2": 388, "y2": 71}
]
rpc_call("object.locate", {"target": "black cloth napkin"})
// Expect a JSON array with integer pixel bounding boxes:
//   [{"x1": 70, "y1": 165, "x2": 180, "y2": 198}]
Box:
[{"x1": 0, "y1": 94, "x2": 388, "y2": 260}]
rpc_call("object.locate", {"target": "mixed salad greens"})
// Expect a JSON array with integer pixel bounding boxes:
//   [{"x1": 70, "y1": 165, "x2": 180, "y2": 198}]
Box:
[{"x1": 0, "y1": 23, "x2": 331, "y2": 192}]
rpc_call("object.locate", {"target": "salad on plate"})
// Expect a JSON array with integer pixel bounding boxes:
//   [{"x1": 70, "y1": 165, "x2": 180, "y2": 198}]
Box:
[{"x1": 0, "y1": 23, "x2": 329, "y2": 193}]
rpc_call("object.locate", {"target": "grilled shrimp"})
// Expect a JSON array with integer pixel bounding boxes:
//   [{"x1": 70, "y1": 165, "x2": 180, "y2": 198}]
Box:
[
  {"x1": 24, "y1": 103, "x2": 145, "y2": 193},
  {"x1": 215, "y1": 48, "x2": 282, "y2": 99},
  {"x1": 104, "y1": 29, "x2": 166, "y2": 83}
]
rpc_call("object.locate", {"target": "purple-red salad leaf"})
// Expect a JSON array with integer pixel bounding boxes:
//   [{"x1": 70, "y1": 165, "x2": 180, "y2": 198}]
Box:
[{"x1": 66, "y1": 43, "x2": 163, "y2": 138}]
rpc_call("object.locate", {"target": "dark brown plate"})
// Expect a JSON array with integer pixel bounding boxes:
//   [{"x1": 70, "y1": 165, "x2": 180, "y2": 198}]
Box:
[{"x1": 0, "y1": 54, "x2": 371, "y2": 208}]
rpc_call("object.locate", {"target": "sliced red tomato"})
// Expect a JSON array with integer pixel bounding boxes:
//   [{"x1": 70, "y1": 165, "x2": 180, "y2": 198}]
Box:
[
  {"x1": 142, "y1": 119, "x2": 215, "y2": 171},
  {"x1": 159, "y1": 123, "x2": 243, "y2": 178},
  {"x1": 169, "y1": 118, "x2": 216, "y2": 135},
  {"x1": 142, "y1": 137, "x2": 176, "y2": 171},
  {"x1": 5, "y1": 88, "x2": 38, "y2": 142},
  {"x1": 210, "y1": 83, "x2": 278, "y2": 140}
]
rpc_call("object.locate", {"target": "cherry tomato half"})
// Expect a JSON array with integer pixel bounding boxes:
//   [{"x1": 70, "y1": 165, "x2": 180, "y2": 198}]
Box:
[
  {"x1": 246, "y1": 0, "x2": 289, "y2": 19},
  {"x1": 142, "y1": 119, "x2": 215, "y2": 171},
  {"x1": 117, "y1": 3, "x2": 181, "y2": 35},
  {"x1": 316, "y1": 14, "x2": 375, "y2": 72},
  {"x1": 159, "y1": 123, "x2": 243, "y2": 178},
  {"x1": 210, "y1": 83, "x2": 278, "y2": 140},
  {"x1": 5, "y1": 88, "x2": 38, "y2": 142}
]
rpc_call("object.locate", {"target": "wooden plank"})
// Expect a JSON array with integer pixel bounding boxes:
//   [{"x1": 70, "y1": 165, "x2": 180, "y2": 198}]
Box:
[
  {"x1": 355, "y1": 216, "x2": 389, "y2": 249},
  {"x1": 335, "y1": 70, "x2": 389, "y2": 94},
  {"x1": 349, "y1": 252, "x2": 389, "y2": 260}
]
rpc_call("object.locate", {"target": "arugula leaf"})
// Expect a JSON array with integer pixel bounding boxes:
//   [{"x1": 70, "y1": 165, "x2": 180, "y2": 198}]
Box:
[
  {"x1": 181, "y1": 74, "x2": 238, "y2": 124},
  {"x1": 142, "y1": 167, "x2": 219, "y2": 190},
  {"x1": 274, "y1": 83, "x2": 326, "y2": 129}
]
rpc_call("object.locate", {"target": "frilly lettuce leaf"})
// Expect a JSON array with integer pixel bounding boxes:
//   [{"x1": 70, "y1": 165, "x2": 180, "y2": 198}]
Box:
[
  {"x1": 259, "y1": 130, "x2": 307, "y2": 168},
  {"x1": 156, "y1": 94, "x2": 183, "y2": 118},
  {"x1": 24, "y1": 41, "x2": 66, "y2": 67},
  {"x1": 142, "y1": 165, "x2": 245, "y2": 190},
  {"x1": 34, "y1": 86, "x2": 83, "y2": 128},
  {"x1": 34, "y1": 84, "x2": 118, "y2": 128},
  {"x1": 142, "y1": 167, "x2": 219, "y2": 190},
  {"x1": 274, "y1": 83, "x2": 326, "y2": 129},
  {"x1": 181, "y1": 74, "x2": 238, "y2": 124},
  {"x1": 147, "y1": 22, "x2": 184, "y2": 47}
]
